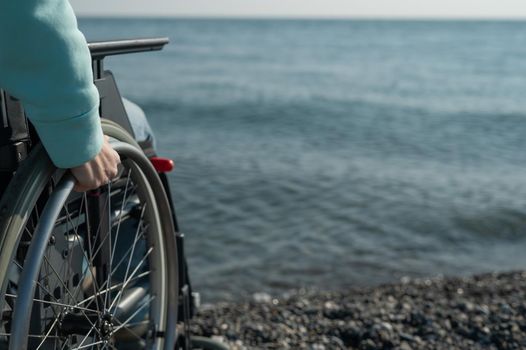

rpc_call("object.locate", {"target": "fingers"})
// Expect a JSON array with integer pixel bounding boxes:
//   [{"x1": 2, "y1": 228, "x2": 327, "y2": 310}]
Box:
[
  {"x1": 105, "y1": 149, "x2": 120, "y2": 180},
  {"x1": 70, "y1": 136, "x2": 122, "y2": 192},
  {"x1": 72, "y1": 166, "x2": 113, "y2": 192},
  {"x1": 73, "y1": 183, "x2": 90, "y2": 193},
  {"x1": 72, "y1": 172, "x2": 110, "y2": 193}
]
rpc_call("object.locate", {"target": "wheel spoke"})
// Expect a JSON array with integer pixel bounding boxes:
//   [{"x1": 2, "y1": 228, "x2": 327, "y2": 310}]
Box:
[
  {"x1": 0, "y1": 332, "x2": 61, "y2": 339},
  {"x1": 63, "y1": 192, "x2": 87, "y2": 308},
  {"x1": 5, "y1": 294, "x2": 99, "y2": 315},
  {"x1": 83, "y1": 192, "x2": 105, "y2": 315},
  {"x1": 63, "y1": 194, "x2": 101, "y2": 307},
  {"x1": 74, "y1": 271, "x2": 150, "y2": 308},
  {"x1": 78, "y1": 205, "x2": 149, "y2": 312},
  {"x1": 40, "y1": 257, "x2": 102, "y2": 337},
  {"x1": 98, "y1": 221, "x2": 149, "y2": 292},
  {"x1": 112, "y1": 318, "x2": 146, "y2": 342},
  {"x1": 105, "y1": 170, "x2": 132, "y2": 311},
  {"x1": 109, "y1": 247, "x2": 153, "y2": 311},
  {"x1": 112, "y1": 295, "x2": 154, "y2": 335},
  {"x1": 86, "y1": 182, "x2": 138, "y2": 266},
  {"x1": 71, "y1": 339, "x2": 105, "y2": 350},
  {"x1": 104, "y1": 182, "x2": 113, "y2": 311},
  {"x1": 74, "y1": 322, "x2": 98, "y2": 350},
  {"x1": 35, "y1": 316, "x2": 61, "y2": 350},
  {"x1": 107, "y1": 204, "x2": 148, "y2": 311}
]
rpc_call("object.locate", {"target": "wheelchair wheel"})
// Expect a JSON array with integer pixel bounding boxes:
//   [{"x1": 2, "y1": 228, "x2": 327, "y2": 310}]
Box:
[{"x1": 0, "y1": 120, "x2": 178, "y2": 350}]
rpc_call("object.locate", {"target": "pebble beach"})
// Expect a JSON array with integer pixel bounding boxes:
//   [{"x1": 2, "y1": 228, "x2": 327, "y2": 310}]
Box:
[{"x1": 192, "y1": 271, "x2": 526, "y2": 349}]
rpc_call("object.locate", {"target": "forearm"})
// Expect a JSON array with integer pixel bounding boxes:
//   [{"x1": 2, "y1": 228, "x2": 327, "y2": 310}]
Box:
[{"x1": 0, "y1": 0, "x2": 103, "y2": 168}]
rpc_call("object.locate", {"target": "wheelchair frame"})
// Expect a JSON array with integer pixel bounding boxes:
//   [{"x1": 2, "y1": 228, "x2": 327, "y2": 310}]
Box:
[{"x1": 0, "y1": 37, "x2": 197, "y2": 350}]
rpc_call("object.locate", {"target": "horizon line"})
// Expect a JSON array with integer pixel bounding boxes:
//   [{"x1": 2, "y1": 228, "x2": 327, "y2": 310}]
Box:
[{"x1": 76, "y1": 14, "x2": 526, "y2": 21}]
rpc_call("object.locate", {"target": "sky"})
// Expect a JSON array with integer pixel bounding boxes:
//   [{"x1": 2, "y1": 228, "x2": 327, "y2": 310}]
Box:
[{"x1": 70, "y1": 0, "x2": 526, "y2": 19}]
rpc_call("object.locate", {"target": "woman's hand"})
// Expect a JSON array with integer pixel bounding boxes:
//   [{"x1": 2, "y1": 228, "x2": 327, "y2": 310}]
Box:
[{"x1": 70, "y1": 135, "x2": 121, "y2": 192}]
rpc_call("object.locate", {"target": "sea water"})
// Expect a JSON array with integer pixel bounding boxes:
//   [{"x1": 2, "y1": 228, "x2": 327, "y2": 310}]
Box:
[{"x1": 79, "y1": 18, "x2": 526, "y2": 301}]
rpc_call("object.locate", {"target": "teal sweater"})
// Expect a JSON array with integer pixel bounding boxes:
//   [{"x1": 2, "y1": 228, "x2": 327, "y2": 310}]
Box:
[{"x1": 0, "y1": 0, "x2": 103, "y2": 168}]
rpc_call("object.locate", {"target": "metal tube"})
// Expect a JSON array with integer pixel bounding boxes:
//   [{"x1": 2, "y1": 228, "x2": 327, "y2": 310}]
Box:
[{"x1": 88, "y1": 37, "x2": 170, "y2": 59}]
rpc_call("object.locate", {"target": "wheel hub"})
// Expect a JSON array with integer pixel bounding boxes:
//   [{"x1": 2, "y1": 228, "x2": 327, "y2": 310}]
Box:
[
  {"x1": 59, "y1": 311, "x2": 115, "y2": 339},
  {"x1": 99, "y1": 314, "x2": 114, "y2": 339}
]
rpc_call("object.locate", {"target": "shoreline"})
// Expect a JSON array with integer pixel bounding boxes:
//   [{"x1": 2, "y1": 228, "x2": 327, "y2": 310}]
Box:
[{"x1": 191, "y1": 271, "x2": 526, "y2": 349}]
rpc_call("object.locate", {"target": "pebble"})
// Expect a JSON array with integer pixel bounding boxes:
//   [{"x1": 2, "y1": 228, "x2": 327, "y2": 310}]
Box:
[
  {"x1": 252, "y1": 292, "x2": 272, "y2": 303},
  {"x1": 191, "y1": 271, "x2": 526, "y2": 349}
]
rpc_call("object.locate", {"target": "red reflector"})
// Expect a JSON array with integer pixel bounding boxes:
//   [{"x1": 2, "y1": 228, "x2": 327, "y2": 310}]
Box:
[{"x1": 150, "y1": 157, "x2": 174, "y2": 173}]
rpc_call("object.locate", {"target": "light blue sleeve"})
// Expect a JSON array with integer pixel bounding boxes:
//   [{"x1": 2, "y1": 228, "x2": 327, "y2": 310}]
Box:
[{"x1": 0, "y1": 0, "x2": 103, "y2": 169}]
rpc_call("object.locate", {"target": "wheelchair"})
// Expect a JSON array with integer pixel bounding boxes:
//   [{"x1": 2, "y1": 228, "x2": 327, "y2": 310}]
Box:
[{"x1": 0, "y1": 38, "x2": 228, "y2": 350}]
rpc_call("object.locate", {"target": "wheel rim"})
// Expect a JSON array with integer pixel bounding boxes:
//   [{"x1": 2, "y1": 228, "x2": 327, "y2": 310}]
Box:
[{"x1": 3, "y1": 143, "x2": 168, "y2": 350}]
